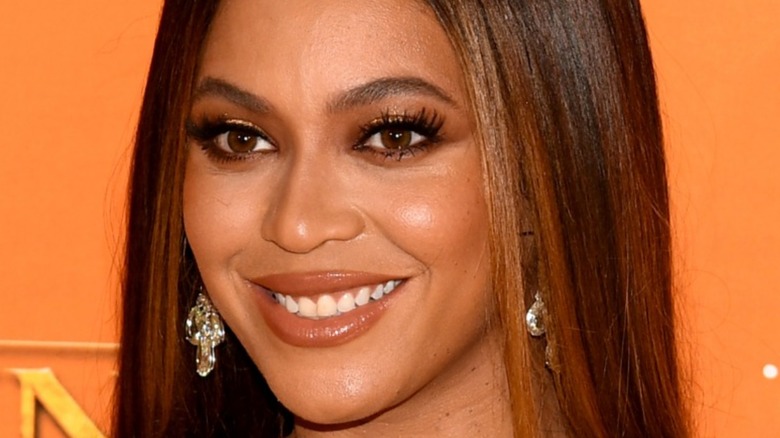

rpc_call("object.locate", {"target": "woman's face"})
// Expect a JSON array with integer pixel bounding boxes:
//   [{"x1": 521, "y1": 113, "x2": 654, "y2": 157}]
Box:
[{"x1": 184, "y1": 0, "x2": 496, "y2": 427}]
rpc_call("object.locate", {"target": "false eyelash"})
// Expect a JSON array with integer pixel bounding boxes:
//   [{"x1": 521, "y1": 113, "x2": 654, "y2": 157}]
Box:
[
  {"x1": 353, "y1": 108, "x2": 445, "y2": 161},
  {"x1": 185, "y1": 116, "x2": 271, "y2": 163}
]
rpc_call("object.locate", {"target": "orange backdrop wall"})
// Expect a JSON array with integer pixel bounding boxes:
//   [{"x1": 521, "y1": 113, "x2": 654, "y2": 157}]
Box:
[{"x1": 0, "y1": 1, "x2": 777, "y2": 436}]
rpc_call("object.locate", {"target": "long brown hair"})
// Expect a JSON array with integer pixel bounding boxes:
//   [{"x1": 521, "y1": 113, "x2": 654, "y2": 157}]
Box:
[
  {"x1": 114, "y1": 1, "x2": 690, "y2": 437},
  {"x1": 425, "y1": 1, "x2": 691, "y2": 436}
]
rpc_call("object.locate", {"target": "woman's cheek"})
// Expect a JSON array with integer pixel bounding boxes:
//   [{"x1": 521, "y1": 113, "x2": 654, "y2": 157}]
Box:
[
  {"x1": 183, "y1": 167, "x2": 263, "y2": 265},
  {"x1": 398, "y1": 203, "x2": 435, "y2": 231}
]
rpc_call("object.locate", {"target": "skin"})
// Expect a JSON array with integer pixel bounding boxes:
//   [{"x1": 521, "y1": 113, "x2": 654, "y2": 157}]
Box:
[{"x1": 183, "y1": 0, "x2": 512, "y2": 436}]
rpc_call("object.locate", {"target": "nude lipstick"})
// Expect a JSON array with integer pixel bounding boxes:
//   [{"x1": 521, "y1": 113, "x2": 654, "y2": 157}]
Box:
[{"x1": 248, "y1": 271, "x2": 405, "y2": 348}]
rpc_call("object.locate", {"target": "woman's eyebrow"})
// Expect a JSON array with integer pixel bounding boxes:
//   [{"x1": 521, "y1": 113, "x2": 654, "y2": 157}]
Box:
[
  {"x1": 193, "y1": 77, "x2": 273, "y2": 113},
  {"x1": 191, "y1": 75, "x2": 457, "y2": 113},
  {"x1": 327, "y1": 76, "x2": 457, "y2": 112}
]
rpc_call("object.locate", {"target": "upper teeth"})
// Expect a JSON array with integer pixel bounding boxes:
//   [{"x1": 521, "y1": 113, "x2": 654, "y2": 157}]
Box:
[{"x1": 271, "y1": 279, "x2": 402, "y2": 320}]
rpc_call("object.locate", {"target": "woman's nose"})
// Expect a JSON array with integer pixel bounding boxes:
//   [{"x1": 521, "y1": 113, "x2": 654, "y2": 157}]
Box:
[{"x1": 260, "y1": 155, "x2": 364, "y2": 254}]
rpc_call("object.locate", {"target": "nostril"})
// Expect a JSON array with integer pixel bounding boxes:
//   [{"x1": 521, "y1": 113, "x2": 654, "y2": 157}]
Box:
[
  {"x1": 259, "y1": 156, "x2": 365, "y2": 252},
  {"x1": 260, "y1": 198, "x2": 365, "y2": 254}
]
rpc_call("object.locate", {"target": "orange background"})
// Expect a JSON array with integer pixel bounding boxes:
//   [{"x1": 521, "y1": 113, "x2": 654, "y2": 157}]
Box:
[{"x1": 0, "y1": 1, "x2": 777, "y2": 436}]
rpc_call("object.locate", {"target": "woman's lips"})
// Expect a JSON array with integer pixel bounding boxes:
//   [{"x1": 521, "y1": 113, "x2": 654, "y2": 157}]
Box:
[
  {"x1": 248, "y1": 271, "x2": 406, "y2": 348},
  {"x1": 252, "y1": 271, "x2": 400, "y2": 295}
]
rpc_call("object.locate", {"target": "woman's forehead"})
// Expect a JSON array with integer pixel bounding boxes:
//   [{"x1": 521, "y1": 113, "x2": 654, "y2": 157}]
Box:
[{"x1": 197, "y1": 0, "x2": 467, "y2": 112}]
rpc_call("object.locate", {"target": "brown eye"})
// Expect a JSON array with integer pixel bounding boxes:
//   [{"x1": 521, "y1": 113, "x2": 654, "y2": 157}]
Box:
[
  {"x1": 380, "y1": 129, "x2": 413, "y2": 150},
  {"x1": 366, "y1": 129, "x2": 425, "y2": 150},
  {"x1": 227, "y1": 131, "x2": 259, "y2": 153},
  {"x1": 214, "y1": 127, "x2": 274, "y2": 154}
]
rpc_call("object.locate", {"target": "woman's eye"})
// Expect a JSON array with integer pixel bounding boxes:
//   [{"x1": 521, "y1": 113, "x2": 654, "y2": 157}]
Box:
[
  {"x1": 354, "y1": 109, "x2": 444, "y2": 160},
  {"x1": 363, "y1": 128, "x2": 427, "y2": 151},
  {"x1": 214, "y1": 129, "x2": 274, "y2": 154}
]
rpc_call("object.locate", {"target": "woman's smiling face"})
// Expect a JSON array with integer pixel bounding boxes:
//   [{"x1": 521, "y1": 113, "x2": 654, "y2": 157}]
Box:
[{"x1": 183, "y1": 0, "x2": 499, "y2": 428}]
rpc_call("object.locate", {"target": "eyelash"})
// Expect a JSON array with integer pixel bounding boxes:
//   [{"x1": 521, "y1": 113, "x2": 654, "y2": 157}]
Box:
[
  {"x1": 185, "y1": 108, "x2": 445, "y2": 163},
  {"x1": 353, "y1": 109, "x2": 444, "y2": 161},
  {"x1": 186, "y1": 117, "x2": 271, "y2": 163}
]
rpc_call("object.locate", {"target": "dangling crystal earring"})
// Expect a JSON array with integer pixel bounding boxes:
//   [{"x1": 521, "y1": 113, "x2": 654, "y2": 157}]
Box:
[
  {"x1": 525, "y1": 292, "x2": 546, "y2": 337},
  {"x1": 185, "y1": 289, "x2": 225, "y2": 377},
  {"x1": 526, "y1": 292, "x2": 557, "y2": 369}
]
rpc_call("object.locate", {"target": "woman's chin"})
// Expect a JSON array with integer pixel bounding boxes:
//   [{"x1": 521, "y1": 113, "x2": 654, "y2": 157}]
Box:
[{"x1": 278, "y1": 389, "x2": 391, "y2": 429}]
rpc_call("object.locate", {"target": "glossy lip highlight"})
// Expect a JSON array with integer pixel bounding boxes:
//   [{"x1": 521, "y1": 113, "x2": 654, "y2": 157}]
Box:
[
  {"x1": 248, "y1": 271, "x2": 407, "y2": 348},
  {"x1": 251, "y1": 271, "x2": 402, "y2": 296}
]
